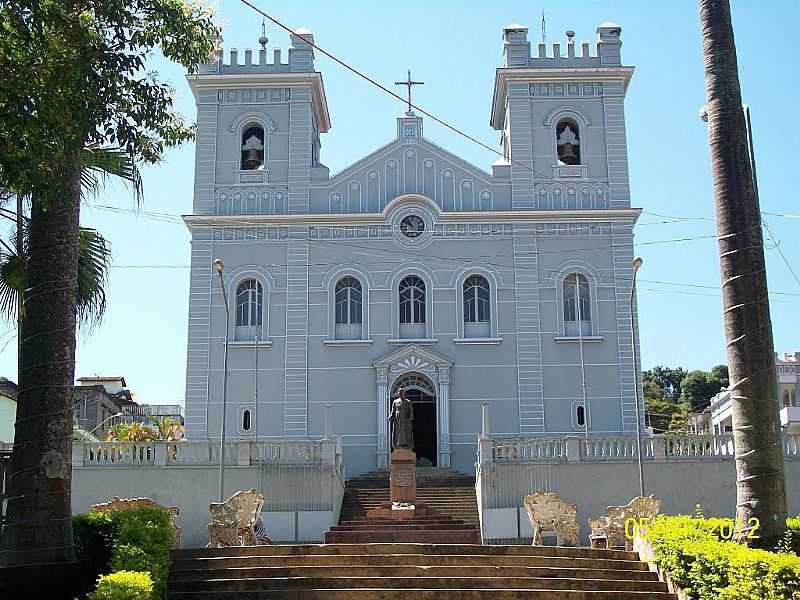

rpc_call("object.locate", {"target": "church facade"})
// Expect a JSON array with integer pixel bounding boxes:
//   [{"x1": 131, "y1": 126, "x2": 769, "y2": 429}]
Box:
[{"x1": 183, "y1": 22, "x2": 642, "y2": 475}]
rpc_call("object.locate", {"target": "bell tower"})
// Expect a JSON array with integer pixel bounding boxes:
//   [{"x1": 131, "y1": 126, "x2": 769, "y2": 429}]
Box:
[{"x1": 490, "y1": 22, "x2": 634, "y2": 210}]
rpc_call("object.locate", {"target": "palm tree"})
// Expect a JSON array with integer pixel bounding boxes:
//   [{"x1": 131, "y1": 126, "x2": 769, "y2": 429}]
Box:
[
  {"x1": 0, "y1": 145, "x2": 141, "y2": 326},
  {"x1": 0, "y1": 146, "x2": 141, "y2": 574},
  {"x1": 698, "y1": 0, "x2": 787, "y2": 547},
  {"x1": 148, "y1": 416, "x2": 185, "y2": 441}
]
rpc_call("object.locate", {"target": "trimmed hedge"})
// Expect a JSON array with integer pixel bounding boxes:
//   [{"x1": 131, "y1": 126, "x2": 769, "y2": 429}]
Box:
[
  {"x1": 88, "y1": 571, "x2": 154, "y2": 600},
  {"x1": 73, "y1": 506, "x2": 172, "y2": 600},
  {"x1": 645, "y1": 514, "x2": 800, "y2": 600}
]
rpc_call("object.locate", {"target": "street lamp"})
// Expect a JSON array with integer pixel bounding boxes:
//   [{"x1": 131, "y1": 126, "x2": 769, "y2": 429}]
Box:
[
  {"x1": 89, "y1": 412, "x2": 124, "y2": 435},
  {"x1": 630, "y1": 256, "x2": 645, "y2": 497},
  {"x1": 213, "y1": 258, "x2": 231, "y2": 502}
]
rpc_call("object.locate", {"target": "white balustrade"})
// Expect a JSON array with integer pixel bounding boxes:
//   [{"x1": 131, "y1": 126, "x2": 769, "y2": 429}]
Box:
[
  {"x1": 492, "y1": 437, "x2": 566, "y2": 462},
  {"x1": 83, "y1": 442, "x2": 157, "y2": 465}
]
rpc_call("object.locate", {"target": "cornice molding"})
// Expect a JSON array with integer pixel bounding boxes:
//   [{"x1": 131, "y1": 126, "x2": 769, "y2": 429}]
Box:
[
  {"x1": 186, "y1": 71, "x2": 331, "y2": 132},
  {"x1": 183, "y1": 207, "x2": 641, "y2": 229}
]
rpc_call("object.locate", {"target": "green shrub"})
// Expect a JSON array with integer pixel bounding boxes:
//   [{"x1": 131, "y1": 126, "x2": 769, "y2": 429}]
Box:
[
  {"x1": 73, "y1": 505, "x2": 172, "y2": 600},
  {"x1": 88, "y1": 571, "x2": 154, "y2": 600},
  {"x1": 646, "y1": 515, "x2": 800, "y2": 600},
  {"x1": 73, "y1": 511, "x2": 119, "y2": 596}
]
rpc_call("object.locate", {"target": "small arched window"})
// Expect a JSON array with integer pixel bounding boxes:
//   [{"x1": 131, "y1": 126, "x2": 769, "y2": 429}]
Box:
[
  {"x1": 241, "y1": 124, "x2": 265, "y2": 170},
  {"x1": 335, "y1": 277, "x2": 363, "y2": 340},
  {"x1": 463, "y1": 275, "x2": 490, "y2": 338},
  {"x1": 556, "y1": 119, "x2": 581, "y2": 166},
  {"x1": 242, "y1": 409, "x2": 252, "y2": 432},
  {"x1": 576, "y1": 405, "x2": 586, "y2": 428},
  {"x1": 564, "y1": 273, "x2": 591, "y2": 336},
  {"x1": 399, "y1": 276, "x2": 426, "y2": 338},
  {"x1": 235, "y1": 279, "x2": 263, "y2": 340}
]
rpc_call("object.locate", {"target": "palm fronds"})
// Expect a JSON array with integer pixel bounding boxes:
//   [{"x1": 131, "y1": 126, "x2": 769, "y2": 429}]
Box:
[{"x1": 80, "y1": 144, "x2": 143, "y2": 206}]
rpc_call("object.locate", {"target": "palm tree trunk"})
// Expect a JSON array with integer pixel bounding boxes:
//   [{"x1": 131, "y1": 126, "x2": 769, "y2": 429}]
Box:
[
  {"x1": 0, "y1": 154, "x2": 81, "y2": 592},
  {"x1": 699, "y1": 0, "x2": 787, "y2": 547}
]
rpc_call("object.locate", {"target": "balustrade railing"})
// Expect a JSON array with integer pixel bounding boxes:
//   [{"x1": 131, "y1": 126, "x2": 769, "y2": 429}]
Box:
[
  {"x1": 74, "y1": 438, "x2": 340, "y2": 468},
  {"x1": 477, "y1": 432, "x2": 798, "y2": 467},
  {"x1": 493, "y1": 437, "x2": 566, "y2": 462}
]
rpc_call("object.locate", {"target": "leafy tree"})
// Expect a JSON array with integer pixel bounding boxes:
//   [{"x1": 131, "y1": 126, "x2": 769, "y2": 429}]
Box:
[
  {"x1": 645, "y1": 397, "x2": 692, "y2": 433},
  {"x1": 643, "y1": 366, "x2": 688, "y2": 403},
  {"x1": 148, "y1": 416, "x2": 184, "y2": 441},
  {"x1": 681, "y1": 369, "x2": 726, "y2": 411},
  {"x1": 0, "y1": 0, "x2": 218, "y2": 583},
  {"x1": 711, "y1": 364, "x2": 730, "y2": 388}
]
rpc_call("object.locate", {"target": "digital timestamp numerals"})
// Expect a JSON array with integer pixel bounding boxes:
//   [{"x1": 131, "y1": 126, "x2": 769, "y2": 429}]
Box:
[{"x1": 624, "y1": 517, "x2": 761, "y2": 540}]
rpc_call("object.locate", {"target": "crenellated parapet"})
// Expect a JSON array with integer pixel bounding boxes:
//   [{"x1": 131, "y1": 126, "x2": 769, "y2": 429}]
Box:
[
  {"x1": 196, "y1": 28, "x2": 316, "y2": 75},
  {"x1": 501, "y1": 22, "x2": 623, "y2": 69}
]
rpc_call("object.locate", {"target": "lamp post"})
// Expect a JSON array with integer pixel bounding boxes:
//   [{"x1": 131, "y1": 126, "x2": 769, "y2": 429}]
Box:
[
  {"x1": 630, "y1": 256, "x2": 645, "y2": 497},
  {"x1": 213, "y1": 258, "x2": 230, "y2": 502},
  {"x1": 89, "y1": 412, "x2": 124, "y2": 436}
]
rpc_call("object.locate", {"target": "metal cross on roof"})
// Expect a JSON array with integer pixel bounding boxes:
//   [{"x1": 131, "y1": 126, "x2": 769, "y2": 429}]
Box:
[{"x1": 394, "y1": 70, "x2": 424, "y2": 115}]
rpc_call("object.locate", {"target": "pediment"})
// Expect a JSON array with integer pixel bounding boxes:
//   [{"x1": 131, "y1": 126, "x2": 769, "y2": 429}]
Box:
[{"x1": 373, "y1": 344, "x2": 453, "y2": 374}]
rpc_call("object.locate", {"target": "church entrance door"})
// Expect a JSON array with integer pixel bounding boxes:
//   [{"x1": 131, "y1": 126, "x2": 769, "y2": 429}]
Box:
[{"x1": 391, "y1": 373, "x2": 437, "y2": 466}]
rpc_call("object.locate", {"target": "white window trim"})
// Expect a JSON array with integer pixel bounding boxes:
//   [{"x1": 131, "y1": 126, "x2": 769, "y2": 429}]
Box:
[
  {"x1": 238, "y1": 405, "x2": 255, "y2": 436},
  {"x1": 570, "y1": 400, "x2": 591, "y2": 430},
  {"x1": 453, "y1": 268, "x2": 500, "y2": 340},
  {"x1": 390, "y1": 269, "x2": 435, "y2": 340},
  {"x1": 554, "y1": 267, "x2": 600, "y2": 339},
  {"x1": 225, "y1": 269, "x2": 272, "y2": 344},
  {"x1": 325, "y1": 270, "x2": 371, "y2": 343}
]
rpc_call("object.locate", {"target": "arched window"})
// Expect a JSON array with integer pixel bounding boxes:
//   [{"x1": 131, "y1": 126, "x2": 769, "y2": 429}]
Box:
[
  {"x1": 399, "y1": 276, "x2": 426, "y2": 338},
  {"x1": 235, "y1": 279, "x2": 263, "y2": 341},
  {"x1": 784, "y1": 391, "x2": 792, "y2": 408},
  {"x1": 563, "y1": 273, "x2": 591, "y2": 336},
  {"x1": 463, "y1": 275, "x2": 490, "y2": 338},
  {"x1": 241, "y1": 124, "x2": 265, "y2": 170},
  {"x1": 576, "y1": 404, "x2": 586, "y2": 428},
  {"x1": 335, "y1": 276, "x2": 363, "y2": 340},
  {"x1": 556, "y1": 119, "x2": 581, "y2": 166}
]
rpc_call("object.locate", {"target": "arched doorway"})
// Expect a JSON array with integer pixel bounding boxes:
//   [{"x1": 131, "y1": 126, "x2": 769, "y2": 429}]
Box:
[{"x1": 391, "y1": 373, "x2": 437, "y2": 466}]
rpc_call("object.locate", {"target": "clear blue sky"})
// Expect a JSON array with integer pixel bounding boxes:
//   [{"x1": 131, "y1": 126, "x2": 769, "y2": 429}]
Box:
[{"x1": 1, "y1": 1, "x2": 798, "y2": 407}]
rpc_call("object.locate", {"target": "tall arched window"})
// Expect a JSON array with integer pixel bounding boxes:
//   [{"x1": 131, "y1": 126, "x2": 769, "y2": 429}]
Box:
[
  {"x1": 335, "y1": 277, "x2": 363, "y2": 340},
  {"x1": 563, "y1": 273, "x2": 591, "y2": 336},
  {"x1": 556, "y1": 119, "x2": 581, "y2": 165},
  {"x1": 235, "y1": 279, "x2": 263, "y2": 340},
  {"x1": 399, "y1": 276, "x2": 426, "y2": 339},
  {"x1": 463, "y1": 275, "x2": 490, "y2": 338},
  {"x1": 241, "y1": 124, "x2": 265, "y2": 170}
]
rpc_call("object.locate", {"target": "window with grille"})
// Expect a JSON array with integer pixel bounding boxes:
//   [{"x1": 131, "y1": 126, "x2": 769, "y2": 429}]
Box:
[{"x1": 564, "y1": 273, "x2": 591, "y2": 336}]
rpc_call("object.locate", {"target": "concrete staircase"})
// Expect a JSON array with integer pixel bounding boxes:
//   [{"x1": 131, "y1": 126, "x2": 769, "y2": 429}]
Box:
[
  {"x1": 327, "y1": 468, "x2": 481, "y2": 544},
  {"x1": 168, "y1": 543, "x2": 676, "y2": 599},
  {"x1": 339, "y1": 468, "x2": 480, "y2": 525}
]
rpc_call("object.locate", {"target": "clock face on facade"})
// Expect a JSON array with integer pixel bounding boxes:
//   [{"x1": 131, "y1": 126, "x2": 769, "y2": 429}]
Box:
[{"x1": 400, "y1": 215, "x2": 425, "y2": 238}]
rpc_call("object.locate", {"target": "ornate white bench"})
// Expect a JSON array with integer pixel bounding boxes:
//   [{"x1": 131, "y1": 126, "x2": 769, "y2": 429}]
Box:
[
  {"x1": 91, "y1": 496, "x2": 181, "y2": 549},
  {"x1": 588, "y1": 494, "x2": 662, "y2": 550},
  {"x1": 207, "y1": 488, "x2": 267, "y2": 548},
  {"x1": 523, "y1": 492, "x2": 580, "y2": 547}
]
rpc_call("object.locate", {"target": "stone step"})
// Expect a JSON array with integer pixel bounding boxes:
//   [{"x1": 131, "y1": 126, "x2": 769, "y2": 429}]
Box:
[
  {"x1": 169, "y1": 576, "x2": 668, "y2": 593},
  {"x1": 331, "y1": 524, "x2": 477, "y2": 531},
  {"x1": 169, "y1": 565, "x2": 659, "y2": 582},
  {"x1": 170, "y1": 554, "x2": 650, "y2": 572},
  {"x1": 168, "y1": 590, "x2": 676, "y2": 600},
  {"x1": 172, "y1": 544, "x2": 640, "y2": 561},
  {"x1": 324, "y1": 530, "x2": 482, "y2": 544}
]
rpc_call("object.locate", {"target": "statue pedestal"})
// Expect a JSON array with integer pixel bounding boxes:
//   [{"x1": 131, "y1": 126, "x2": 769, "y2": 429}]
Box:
[
  {"x1": 367, "y1": 448, "x2": 427, "y2": 520},
  {"x1": 389, "y1": 448, "x2": 416, "y2": 504}
]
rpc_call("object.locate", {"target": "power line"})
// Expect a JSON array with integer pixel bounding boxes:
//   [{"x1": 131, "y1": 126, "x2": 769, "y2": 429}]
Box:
[{"x1": 762, "y1": 217, "x2": 800, "y2": 289}]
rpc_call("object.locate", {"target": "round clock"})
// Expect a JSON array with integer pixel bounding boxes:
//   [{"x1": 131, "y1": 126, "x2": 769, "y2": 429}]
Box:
[{"x1": 400, "y1": 215, "x2": 425, "y2": 238}]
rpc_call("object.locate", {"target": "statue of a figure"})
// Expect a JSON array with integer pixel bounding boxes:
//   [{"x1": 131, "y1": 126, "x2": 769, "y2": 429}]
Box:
[{"x1": 388, "y1": 388, "x2": 414, "y2": 450}]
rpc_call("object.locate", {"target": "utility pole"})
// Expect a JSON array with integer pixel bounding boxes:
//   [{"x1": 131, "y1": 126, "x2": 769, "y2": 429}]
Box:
[{"x1": 698, "y1": 0, "x2": 786, "y2": 547}]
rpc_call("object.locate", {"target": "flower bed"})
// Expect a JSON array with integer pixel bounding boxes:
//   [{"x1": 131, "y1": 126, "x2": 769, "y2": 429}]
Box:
[
  {"x1": 643, "y1": 514, "x2": 800, "y2": 600},
  {"x1": 73, "y1": 505, "x2": 172, "y2": 600}
]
